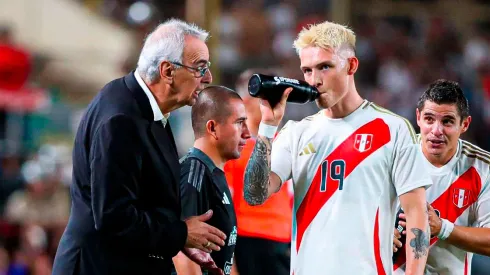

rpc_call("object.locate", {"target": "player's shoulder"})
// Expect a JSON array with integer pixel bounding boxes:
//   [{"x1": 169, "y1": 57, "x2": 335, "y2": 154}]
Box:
[
  {"x1": 274, "y1": 110, "x2": 323, "y2": 139},
  {"x1": 180, "y1": 149, "x2": 215, "y2": 176},
  {"x1": 365, "y1": 101, "x2": 412, "y2": 127},
  {"x1": 290, "y1": 110, "x2": 323, "y2": 129},
  {"x1": 300, "y1": 110, "x2": 324, "y2": 123},
  {"x1": 365, "y1": 101, "x2": 417, "y2": 137},
  {"x1": 415, "y1": 134, "x2": 422, "y2": 143},
  {"x1": 459, "y1": 139, "x2": 490, "y2": 176},
  {"x1": 179, "y1": 155, "x2": 212, "y2": 192}
]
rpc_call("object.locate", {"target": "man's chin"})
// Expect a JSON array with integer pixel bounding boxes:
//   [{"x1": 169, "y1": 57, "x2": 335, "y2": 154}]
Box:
[
  {"x1": 427, "y1": 148, "x2": 445, "y2": 156},
  {"x1": 228, "y1": 151, "x2": 241, "y2": 160},
  {"x1": 187, "y1": 98, "x2": 197, "y2": 106},
  {"x1": 316, "y1": 97, "x2": 334, "y2": 109}
]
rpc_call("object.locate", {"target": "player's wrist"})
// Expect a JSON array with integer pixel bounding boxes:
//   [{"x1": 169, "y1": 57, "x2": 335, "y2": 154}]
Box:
[
  {"x1": 260, "y1": 118, "x2": 280, "y2": 126},
  {"x1": 258, "y1": 122, "x2": 278, "y2": 139},
  {"x1": 437, "y1": 218, "x2": 454, "y2": 240},
  {"x1": 433, "y1": 218, "x2": 443, "y2": 236}
]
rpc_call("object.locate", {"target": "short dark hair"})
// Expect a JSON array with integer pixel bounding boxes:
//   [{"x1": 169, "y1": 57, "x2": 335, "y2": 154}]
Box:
[
  {"x1": 417, "y1": 79, "x2": 470, "y2": 119},
  {"x1": 191, "y1": 85, "x2": 243, "y2": 138}
]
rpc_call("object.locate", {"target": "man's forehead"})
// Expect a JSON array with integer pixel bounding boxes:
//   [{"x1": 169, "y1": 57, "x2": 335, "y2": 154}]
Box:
[
  {"x1": 422, "y1": 102, "x2": 458, "y2": 116},
  {"x1": 299, "y1": 46, "x2": 340, "y2": 66},
  {"x1": 231, "y1": 101, "x2": 246, "y2": 115},
  {"x1": 183, "y1": 37, "x2": 209, "y2": 63}
]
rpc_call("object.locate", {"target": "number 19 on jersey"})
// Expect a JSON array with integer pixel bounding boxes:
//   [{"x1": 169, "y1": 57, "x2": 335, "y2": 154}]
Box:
[{"x1": 320, "y1": 159, "x2": 346, "y2": 191}]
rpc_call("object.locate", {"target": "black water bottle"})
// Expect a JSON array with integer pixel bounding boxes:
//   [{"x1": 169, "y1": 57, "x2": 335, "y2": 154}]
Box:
[
  {"x1": 248, "y1": 74, "x2": 319, "y2": 107},
  {"x1": 392, "y1": 208, "x2": 406, "y2": 263}
]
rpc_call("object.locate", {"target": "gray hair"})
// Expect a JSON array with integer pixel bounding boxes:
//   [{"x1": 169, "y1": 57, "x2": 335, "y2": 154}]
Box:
[{"x1": 136, "y1": 18, "x2": 209, "y2": 83}]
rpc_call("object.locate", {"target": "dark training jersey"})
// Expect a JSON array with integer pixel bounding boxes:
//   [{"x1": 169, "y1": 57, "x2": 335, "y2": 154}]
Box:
[{"x1": 179, "y1": 148, "x2": 237, "y2": 275}]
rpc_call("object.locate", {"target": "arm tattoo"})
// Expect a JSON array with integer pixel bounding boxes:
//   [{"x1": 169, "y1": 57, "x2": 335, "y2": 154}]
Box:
[
  {"x1": 244, "y1": 136, "x2": 273, "y2": 205},
  {"x1": 409, "y1": 228, "x2": 429, "y2": 259}
]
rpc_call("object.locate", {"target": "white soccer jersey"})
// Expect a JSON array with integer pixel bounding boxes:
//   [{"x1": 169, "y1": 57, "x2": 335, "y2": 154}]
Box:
[
  {"x1": 394, "y1": 139, "x2": 490, "y2": 275},
  {"x1": 271, "y1": 100, "x2": 432, "y2": 275}
]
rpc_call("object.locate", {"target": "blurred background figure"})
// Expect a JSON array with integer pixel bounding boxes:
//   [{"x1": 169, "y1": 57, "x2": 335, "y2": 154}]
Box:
[
  {"x1": 1, "y1": 145, "x2": 69, "y2": 275},
  {"x1": 0, "y1": 0, "x2": 489, "y2": 274}
]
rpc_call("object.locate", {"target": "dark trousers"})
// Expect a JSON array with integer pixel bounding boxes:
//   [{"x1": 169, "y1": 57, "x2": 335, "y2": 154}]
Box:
[
  {"x1": 472, "y1": 254, "x2": 490, "y2": 275},
  {"x1": 234, "y1": 236, "x2": 290, "y2": 275}
]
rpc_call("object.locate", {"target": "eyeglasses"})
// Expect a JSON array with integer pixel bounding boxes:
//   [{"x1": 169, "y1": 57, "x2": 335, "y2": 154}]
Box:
[{"x1": 170, "y1": 61, "x2": 211, "y2": 78}]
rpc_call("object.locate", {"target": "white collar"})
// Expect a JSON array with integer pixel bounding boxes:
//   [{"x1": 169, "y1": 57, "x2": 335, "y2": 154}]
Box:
[{"x1": 134, "y1": 71, "x2": 170, "y2": 126}]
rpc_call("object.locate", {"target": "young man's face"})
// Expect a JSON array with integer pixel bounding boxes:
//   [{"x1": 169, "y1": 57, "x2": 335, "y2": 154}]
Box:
[
  {"x1": 416, "y1": 101, "x2": 471, "y2": 166},
  {"x1": 216, "y1": 99, "x2": 251, "y2": 160},
  {"x1": 299, "y1": 46, "x2": 355, "y2": 109}
]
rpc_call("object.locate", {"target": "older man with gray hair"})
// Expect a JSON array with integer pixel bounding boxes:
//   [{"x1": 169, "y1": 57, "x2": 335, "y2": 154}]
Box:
[{"x1": 53, "y1": 18, "x2": 227, "y2": 275}]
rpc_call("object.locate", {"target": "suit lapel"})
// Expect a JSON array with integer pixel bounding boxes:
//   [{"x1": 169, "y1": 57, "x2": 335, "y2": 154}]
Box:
[
  {"x1": 124, "y1": 72, "x2": 180, "y2": 187},
  {"x1": 165, "y1": 122, "x2": 179, "y2": 156},
  {"x1": 150, "y1": 122, "x2": 180, "y2": 187}
]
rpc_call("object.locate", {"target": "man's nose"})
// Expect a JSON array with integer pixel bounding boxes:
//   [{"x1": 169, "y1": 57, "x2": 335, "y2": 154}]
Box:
[
  {"x1": 431, "y1": 121, "x2": 443, "y2": 136},
  {"x1": 201, "y1": 69, "x2": 212, "y2": 84},
  {"x1": 242, "y1": 124, "x2": 251, "y2": 139},
  {"x1": 312, "y1": 70, "x2": 322, "y2": 88}
]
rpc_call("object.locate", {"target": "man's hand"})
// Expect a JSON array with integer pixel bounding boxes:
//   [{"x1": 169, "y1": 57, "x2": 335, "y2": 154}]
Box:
[
  {"x1": 185, "y1": 210, "x2": 227, "y2": 253},
  {"x1": 259, "y1": 88, "x2": 292, "y2": 126},
  {"x1": 393, "y1": 228, "x2": 403, "y2": 253},
  {"x1": 182, "y1": 248, "x2": 224, "y2": 275},
  {"x1": 427, "y1": 203, "x2": 442, "y2": 237},
  {"x1": 393, "y1": 209, "x2": 405, "y2": 253},
  {"x1": 397, "y1": 212, "x2": 407, "y2": 235}
]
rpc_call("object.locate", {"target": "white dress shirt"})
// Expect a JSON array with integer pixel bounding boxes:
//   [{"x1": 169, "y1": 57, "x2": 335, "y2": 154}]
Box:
[{"x1": 134, "y1": 71, "x2": 170, "y2": 127}]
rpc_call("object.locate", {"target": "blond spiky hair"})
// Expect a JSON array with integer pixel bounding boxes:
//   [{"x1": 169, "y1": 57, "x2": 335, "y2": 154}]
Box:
[{"x1": 293, "y1": 21, "x2": 356, "y2": 55}]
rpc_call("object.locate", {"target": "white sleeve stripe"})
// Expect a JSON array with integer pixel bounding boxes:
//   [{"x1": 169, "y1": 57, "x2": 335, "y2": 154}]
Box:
[
  {"x1": 188, "y1": 159, "x2": 205, "y2": 192},
  {"x1": 188, "y1": 159, "x2": 195, "y2": 184},
  {"x1": 192, "y1": 161, "x2": 201, "y2": 188},
  {"x1": 197, "y1": 163, "x2": 205, "y2": 191}
]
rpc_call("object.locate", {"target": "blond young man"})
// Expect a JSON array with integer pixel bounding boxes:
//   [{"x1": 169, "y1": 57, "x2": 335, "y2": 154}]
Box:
[{"x1": 243, "y1": 21, "x2": 431, "y2": 275}]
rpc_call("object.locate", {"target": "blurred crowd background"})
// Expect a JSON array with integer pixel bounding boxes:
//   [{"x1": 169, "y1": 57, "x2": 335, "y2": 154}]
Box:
[{"x1": 0, "y1": 0, "x2": 489, "y2": 274}]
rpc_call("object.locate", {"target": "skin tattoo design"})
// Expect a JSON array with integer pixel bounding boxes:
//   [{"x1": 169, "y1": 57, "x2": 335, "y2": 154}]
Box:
[
  {"x1": 410, "y1": 228, "x2": 430, "y2": 259},
  {"x1": 244, "y1": 137, "x2": 273, "y2": 205}
]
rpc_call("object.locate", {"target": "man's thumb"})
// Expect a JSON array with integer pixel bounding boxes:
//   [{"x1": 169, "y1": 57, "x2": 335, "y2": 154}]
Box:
[{"x1": 198, "y1": 210, "x2": 213, "y2": 221}]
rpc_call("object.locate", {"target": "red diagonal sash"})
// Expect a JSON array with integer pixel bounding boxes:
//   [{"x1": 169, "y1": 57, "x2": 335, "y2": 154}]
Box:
[
  {"x1": 394, "y1": 166, "x2": 482, "y2": 269},
  {"x1": 295, "y1": 118, "x2": 391, "y2": 252}
]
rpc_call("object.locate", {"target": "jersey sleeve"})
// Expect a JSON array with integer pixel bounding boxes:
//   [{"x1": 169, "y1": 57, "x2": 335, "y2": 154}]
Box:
[
  {"x1": 271, "y1": 120, "x2": 295, "y2": 183},
  {"x1": 476, "y1": 173, "x2": 490, "y2": 228},
  {"x1": 180, "y1": 158, "x2": 211, "y2": 219},
  {"x1": 391, "y1": 120, "x2": 432, "y2": 196}
]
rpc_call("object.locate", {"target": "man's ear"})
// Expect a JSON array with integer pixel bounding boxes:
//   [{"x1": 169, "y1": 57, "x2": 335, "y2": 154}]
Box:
[
  {"x1": 460, "y1": 116, "x2": 472, "y2": 134},
  {"x1": 416, "y1": 108, "x2": 422, "y2": 128},
  {"x1": 347, "y1": 57, "x2": 358, "y2": 75},
  {"x1": 160, "y1": 61, "x2": 174, "y2": 84},
  {"x1": 206, "y1": 120, "x2": 218, "y2": 139}
]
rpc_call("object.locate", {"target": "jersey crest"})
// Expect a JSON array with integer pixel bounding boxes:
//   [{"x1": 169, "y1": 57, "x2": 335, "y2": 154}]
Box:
[
  {"x1": 354, "y1": 134, "x2": 373, "y2": 152},
  {"x1": 452, "y1": 188, "x2": 471, "y2": 208}
]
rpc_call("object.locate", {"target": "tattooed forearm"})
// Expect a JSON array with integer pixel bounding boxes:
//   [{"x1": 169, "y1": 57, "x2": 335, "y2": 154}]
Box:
[
  {"x1": 409, "y1": 228, "x2": 429, "y2": 259},
  {"x1": 244, "y1": 136, "x2": 273, "y2": 205}
]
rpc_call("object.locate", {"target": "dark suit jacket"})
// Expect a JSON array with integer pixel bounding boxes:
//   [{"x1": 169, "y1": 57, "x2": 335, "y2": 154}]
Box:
[{"x1": 52, "y1": 72, "x2": 187, "y2": 275}]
